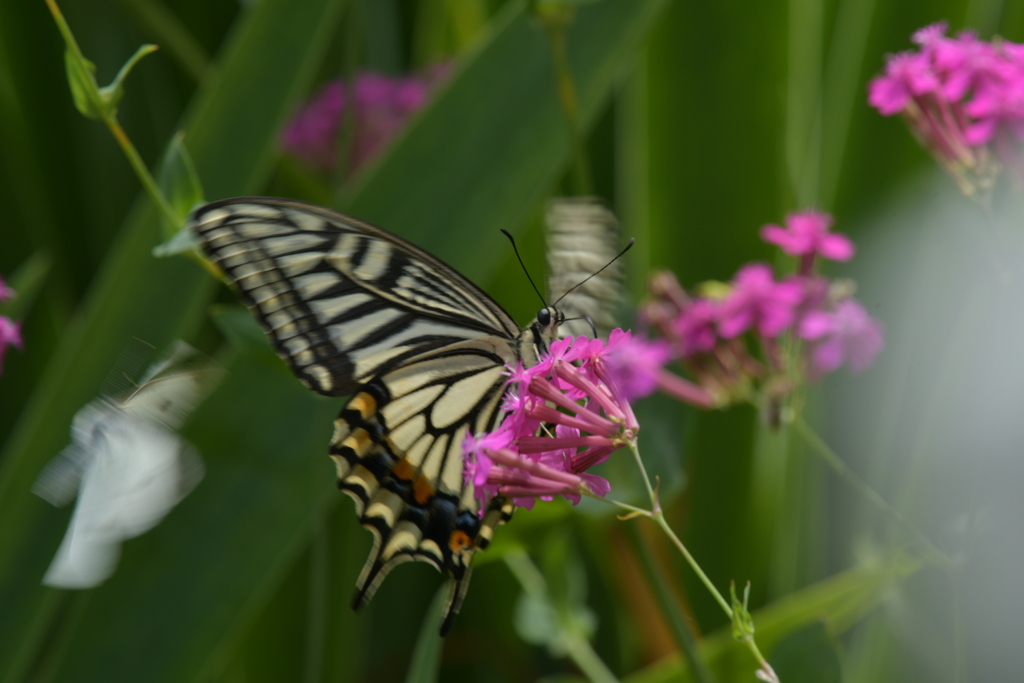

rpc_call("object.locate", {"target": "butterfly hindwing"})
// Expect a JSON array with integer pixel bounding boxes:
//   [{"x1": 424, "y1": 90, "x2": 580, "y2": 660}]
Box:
[
  {"x1": 328, "y1": 339, "x2": 515, "y2": 629},
  {"x1": 190, "y1": 198, "x2": 519, "y2": 397}
]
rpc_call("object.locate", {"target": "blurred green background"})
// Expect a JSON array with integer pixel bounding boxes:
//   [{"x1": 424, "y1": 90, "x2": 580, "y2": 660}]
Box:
[{"x1": 2, "y1": 0, "x2": 1022, "y2": 681}]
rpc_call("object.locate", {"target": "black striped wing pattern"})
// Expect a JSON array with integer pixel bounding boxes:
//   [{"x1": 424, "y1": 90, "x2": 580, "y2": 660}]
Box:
[{"x1": 188, "y1": 197, "x2": 523, "y2": 633}]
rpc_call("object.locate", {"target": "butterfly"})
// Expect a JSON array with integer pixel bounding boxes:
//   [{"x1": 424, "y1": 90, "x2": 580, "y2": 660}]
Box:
[{"x1": 187, "y1": 196, "x2": 622, "y2": 634}]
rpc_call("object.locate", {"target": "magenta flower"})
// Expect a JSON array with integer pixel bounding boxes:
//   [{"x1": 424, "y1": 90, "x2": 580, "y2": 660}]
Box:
[
  {"x1": 0, "y1": 316, "x2": 23, "y2": 374},
  {"x1": 760, "y1": 211, "x2": 854, "y2": 272},
  {"x1": 718, "y1": 264, "x2": 804, "y2": 339},
  {"x1": 463, "y1": 333, "x2": 639, "y2": 511},
  {"x1": 673, "y1": 298, "x2": 719, "y2": 357},
  {"x1": 868, "y1": 51, "x2": 940, "y2": 115},
  {"x1": 867, "y1": 23, "x2": 1024, "y2": 195},
  {"x1": 601, "y1": 329, "x2": 671, "y2": 402},
  {"x1": 799, "y1": 299, "x2": 884, "y2": 376},
  {"x1": 280, "y1": 68, "x2": 444, "y2": 176}
]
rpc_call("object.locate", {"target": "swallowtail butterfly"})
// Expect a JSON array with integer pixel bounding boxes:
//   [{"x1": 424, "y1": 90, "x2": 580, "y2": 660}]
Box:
[{"x1": 187, "y1": 196, "x2": 621, "y2": 633}]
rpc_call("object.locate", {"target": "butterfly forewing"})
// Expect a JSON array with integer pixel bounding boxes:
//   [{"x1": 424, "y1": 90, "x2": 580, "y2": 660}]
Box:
[{"x1": 190, "y1": 198, "x2": 519, "y2": 397}]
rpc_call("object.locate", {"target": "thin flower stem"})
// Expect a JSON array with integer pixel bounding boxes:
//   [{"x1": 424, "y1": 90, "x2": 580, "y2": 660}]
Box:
[
  {"x1": 580, "y1": 490, "x2": 651, "y2": 517},
  {"x1": 790, "y1": 413, "x2": 953, "y2": 567},
  {"x1": 627, "y1": 442, "x2": 777, "y2": 678},
  {"x1": 649, "y1": 510, "x2": 733, "y2": 618},
  {"x1": 108, "y1": 120, "x2": 180, "y2": 236},
  {"x1": 627, "y1": 441, "x2": 657, "y2": 510},
  {"x1": 46, "y1": 0, "x2": 180, "y2": 236}
]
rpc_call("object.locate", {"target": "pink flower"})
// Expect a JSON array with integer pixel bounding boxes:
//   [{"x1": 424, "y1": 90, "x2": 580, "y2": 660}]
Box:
[
  {"x1": 931, "y1": 31, "x2": 999, "y2": 102},
  {"x1": 673, "y1": 298, "x2": 719, "y2": 356},
  {"x1": 868, "y1": 51, "x2": 940, "y2": 115},
  {"x1": 718, "y1": 264, "x2": 804, "y2": 339},
  {"x1": 463, "y1": 333, "x2": 640, "y2": 510},
  {"x1": 601, "y1": 329, "x2": 671, "y2": 402},
  {"x1": 280, "y1": 68, "x2": 445, "y2": 176},
  {"x1": 912, "y1": 22, "x2": 948, "y2": 49},
  {"x1": 760, "y1": 211, "x2": 855, "y2": 267},
  {"x1": 0, "y1": 316, "x2": 23, "y2": 374},
  {"x1": 867, "y1": 24, "x2": 1024, "y2": 196},
  {"x1": 799, "y1": 299, "x2": 884, "y2": 376}
]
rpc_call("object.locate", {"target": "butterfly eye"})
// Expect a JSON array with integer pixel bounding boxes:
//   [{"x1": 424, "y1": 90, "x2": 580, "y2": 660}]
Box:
[{"x1": 537, "y1": 308, "x2": 552, "y2": 326}]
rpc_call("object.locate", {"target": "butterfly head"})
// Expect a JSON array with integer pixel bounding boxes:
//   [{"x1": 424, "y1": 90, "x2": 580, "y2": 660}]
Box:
[{"x1": 518, "y1": 306, "x2": 564, "y2": 366}]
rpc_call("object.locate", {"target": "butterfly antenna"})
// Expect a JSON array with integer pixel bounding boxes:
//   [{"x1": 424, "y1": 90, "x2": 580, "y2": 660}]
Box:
[
  {"x1": 500, "y1": 229, "x2": 548, "y2": 308},
  {"x1": 553, "y1": 237, "x2": 635, "y2": 306},
  {"x1": 563, "y1": 315, "x2": 599, "y2": 337}
]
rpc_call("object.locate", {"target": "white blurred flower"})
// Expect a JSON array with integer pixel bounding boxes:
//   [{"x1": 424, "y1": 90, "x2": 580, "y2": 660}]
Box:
[{"x1": 34, "y1": 342, "x2": 222, "y2": 588}]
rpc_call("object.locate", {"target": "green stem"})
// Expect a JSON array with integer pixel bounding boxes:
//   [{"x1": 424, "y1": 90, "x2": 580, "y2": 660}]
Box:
[
  {"x1": 108, "y1": 120, "x2": 180, "y2": 235},
  {"x1": 627, "y1": 441, "x2": 657, "y2": 509},
  {"x1": 790, "y1": 414, "x2": 953, "y2": 567},
  {"x1": 46, "y1": 0, "x2": 180, "y2": 235},
  {"x1": 649, "y1": 510, "x2": 732, "y2": 618},
  {"x1": 626, "y1": 442, "x2": 777, "y2": 679},
  {"x1": 544, "y1": 22, "x2": 594, "y2": 196},
  {"x1": 581, "y1": 490, "x2": 651, "y2": 518}
]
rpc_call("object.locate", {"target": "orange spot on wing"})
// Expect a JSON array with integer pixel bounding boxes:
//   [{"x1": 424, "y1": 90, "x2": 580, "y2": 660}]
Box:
[
  {"x1": 449, "y1": 530, "x2": 472, "y2": 552},
  {"x1": 413, "y1": 475, "x2": 434, "y2": 505},
  {"x1": 392, "y1": 458, "x2": 417, "y2": 481}
]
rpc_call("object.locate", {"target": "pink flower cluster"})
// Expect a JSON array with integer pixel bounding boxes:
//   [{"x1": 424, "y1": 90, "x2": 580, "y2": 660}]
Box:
[
  {"x1": 868, "y1": 22, "x2": 1024, "y2": 195},
  {"x1": 635, "y1": 211, "x2": 882, "y2": 407},
  {"x1": 280, "y1": 67, "x2": 448, "y2": 177},
  {"x1": 463, "y1": 332, "x2": 641, "y2": 510},
  {"x1": 0, "y1": 275, "x2": 22, "y2": 375}
]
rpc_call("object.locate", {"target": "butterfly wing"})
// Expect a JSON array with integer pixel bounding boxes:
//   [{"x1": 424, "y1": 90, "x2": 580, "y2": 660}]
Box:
[
  {"x1": 330, "y1": 337, "x2": 515, "y2": 633},
  {"x1": 546, "y1": 197, "x2": 624, "y2": 339},
  {"x1": 188, "y1": 197, "x2": 520, "y2": 632},
  {"x1": 189, "y1": 197, "x2": 520, "y2": 397}
]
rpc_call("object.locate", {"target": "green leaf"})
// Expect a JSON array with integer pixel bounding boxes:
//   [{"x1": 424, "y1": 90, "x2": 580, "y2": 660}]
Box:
[
  {"x1": 156, "y1": 132, "x2": 205, "y2": 238},
  {"x1": 623, "y1": 552, "x2": 920, "y2": 683},
  {"x1": 63, "y1": 48, "x2": 100, "y2": 119},
  {"x1": 345, "y1": 0, "x2": 671, "y2": 285},
  {"x1": 96, "y1": 43, "x2": 159, "y2": 116},
  {"x1": 730, "y1": 580, "x2": 755, "y2": 641}
]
